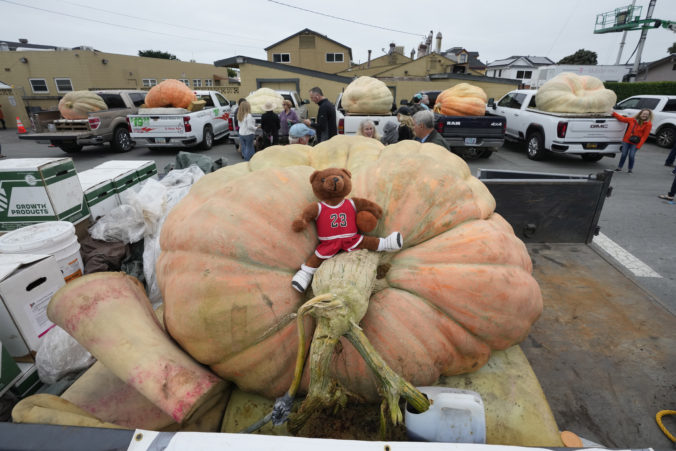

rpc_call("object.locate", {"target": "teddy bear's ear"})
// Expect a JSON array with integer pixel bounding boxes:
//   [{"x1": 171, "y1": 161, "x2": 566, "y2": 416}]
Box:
[
  {"x1": 309, "y1": 171, "x2": 321, "y2": 184},
  {"x1": 341, "y1": 168, "x2": 352, "y2": 179}
]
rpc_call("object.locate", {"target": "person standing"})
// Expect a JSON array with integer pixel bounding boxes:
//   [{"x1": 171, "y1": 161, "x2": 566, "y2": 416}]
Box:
[
  {"x1": 278, "y1": 100, "x2": 299, "y2": 144},
  {"x1": 658, "y1": 167, "x2": 676, "y2": 202},
  {"x1": 304, "y1": 87, "x2": 336, "y2": 143},
  {"x1": 396, "y1": 106, "x2": 415, "y2": 141},
  {"x1": 260, "y1": 101, "x2": 280, "y2": 148},
  {"x1": 664, "y1": 140, "x2": 676, "y2": 167},
  {"x1": 357, "y1": 119, "x2": 380, "y2": 141},
  {"x1": 237, "y1": 100, "x2": 256, "y2": 161},
  {"x1": 288, "y1": 123, "x2": 316, "y2": 145},
  {"x1": 612, "y1": 109, "x2": 653, "y2": 173},
  {"x1": 0, "y1": 105, "x2": 6, "y2": 130},
  {"x1": 412, "y1": 110, "x2": 448, "y2": 149}
]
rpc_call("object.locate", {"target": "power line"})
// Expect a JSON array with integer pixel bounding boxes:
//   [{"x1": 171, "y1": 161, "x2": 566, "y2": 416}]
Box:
[
  {"x1": 0, "y1": 0, "x2": 263, "y2": 50},
  {"x1": 59, "y1": 0, "x2": 268, "y2": 44},
  {"x1": 268, "y1": 0, "x2": 424, "y2": 37}
]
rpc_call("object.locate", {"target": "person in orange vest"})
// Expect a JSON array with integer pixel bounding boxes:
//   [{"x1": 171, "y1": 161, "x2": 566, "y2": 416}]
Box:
[{"x1": 0, "y1": 105, "x2": 6, "y2": 129}]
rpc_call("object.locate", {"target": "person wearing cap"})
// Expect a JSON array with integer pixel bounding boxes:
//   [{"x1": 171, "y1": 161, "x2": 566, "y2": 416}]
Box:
[
  {"x1": 396, "y1": 106, "x2": 415, "y2": 141},
  {"x1": 289, "y1": 123, "x2": 316, "y2": 145},
  {"x1": 412, "y1": 110, "x2": 448, "y2": 149},
  {"x1": 304, "y1": 87, "x2": 337, "y2": 143},
  {"x1": 260, "y1": 101, "x2": 280, "y2": 148}
]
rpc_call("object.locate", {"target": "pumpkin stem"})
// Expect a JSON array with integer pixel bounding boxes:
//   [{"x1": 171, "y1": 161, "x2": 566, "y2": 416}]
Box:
[{"x1": 286, "y1": 250, "x2": 429, "y2": 434}]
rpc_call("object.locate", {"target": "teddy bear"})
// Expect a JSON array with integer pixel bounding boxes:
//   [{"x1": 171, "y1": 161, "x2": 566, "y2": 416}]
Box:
[{"x1": 291, "y1": 167, "x2": 402, "y2": 293}]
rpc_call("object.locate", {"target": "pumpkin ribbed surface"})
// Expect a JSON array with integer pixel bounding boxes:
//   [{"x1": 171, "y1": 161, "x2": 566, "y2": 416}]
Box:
[
  {"x1": 144, "y1": 79, "x2": 196, "y2": 109},
  {"x1": 58, "y1": 91, "x2": 107, "y2": 120},
  {"x1": 246, "y1": 88, "x2": 284, "y2": 114},
  {"x1": 535, "y1": 72, "x2": 617, "y2": 113},
  {"x1": 157, "y1": 136, "x2": 542, "y2": 399},
  {"x1": 433, "y1": 83, "x2": 488, "y2": 116},
  {"x1": 341, "y1": 76, "x2": 393, "y2": 114}
]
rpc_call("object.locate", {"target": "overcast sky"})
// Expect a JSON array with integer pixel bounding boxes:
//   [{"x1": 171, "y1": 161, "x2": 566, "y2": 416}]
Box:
[{"x1": 1, "y1": 0, "x2": 674, "y2": 69}]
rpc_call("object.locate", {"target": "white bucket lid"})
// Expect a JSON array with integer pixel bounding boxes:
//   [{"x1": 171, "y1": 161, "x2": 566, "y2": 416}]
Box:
[{"x1": 0, "y1": 221, "x2": 77, "y2": 254}]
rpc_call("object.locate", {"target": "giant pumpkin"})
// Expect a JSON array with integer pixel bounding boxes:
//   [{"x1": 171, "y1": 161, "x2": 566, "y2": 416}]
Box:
[
  {"x1": 246, "y1": 88, "x2": 284, "y2": 114},
  {"x1": 58, "y1": 91, "x2": 107, "y2": 120},
  {"x1": 341, "y1": 76, "x2": 393, "y2": 114},
  {"x1": 535, "y1": 72, "x2": 617, "y2": 113},
  {"x1": 433, "y1": 83, "x2": 488, "y2": 116},
  {"x1": 156, "y1": 136, "x2": 543, "y2": 428},
  {"x1": 144, "y1": 79, "x2": 196, "y2": 109}
]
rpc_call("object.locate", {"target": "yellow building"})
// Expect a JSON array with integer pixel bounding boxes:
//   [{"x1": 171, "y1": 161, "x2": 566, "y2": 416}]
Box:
[
  {"x1": 0, "y1": 43, "x2": 239, "y2": 128},
  {"x1": 265, "y1": 28, "x2": 352, "y2": 74}
]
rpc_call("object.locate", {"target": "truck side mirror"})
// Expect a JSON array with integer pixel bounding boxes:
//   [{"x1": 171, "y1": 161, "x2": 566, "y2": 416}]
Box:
[{"x1": 487, "y1": 98, "x2": 496, "y2": 109}]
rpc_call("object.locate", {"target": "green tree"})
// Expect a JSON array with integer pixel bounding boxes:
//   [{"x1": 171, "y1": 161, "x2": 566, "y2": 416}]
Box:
[
  {"x1": 138, "y1": 50, "x2": 178, "y2": 60},
  {"x1": 557, "y1": 49, "x2": 598, "y2": 65},
  {"x1": 227, "y1": 68, "x2": 237, "y2": 78},
  {"x1": 669, "y1": 42, "x2": 676, "y2": 54}
]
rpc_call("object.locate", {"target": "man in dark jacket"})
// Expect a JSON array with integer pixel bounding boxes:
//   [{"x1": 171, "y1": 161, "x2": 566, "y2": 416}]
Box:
[
  {"x1": 304, "y1": 87, "x2": 337, "y2": 143},
  {"x1": 412, "y1": 110, "x2": 448, "y2": 149}
]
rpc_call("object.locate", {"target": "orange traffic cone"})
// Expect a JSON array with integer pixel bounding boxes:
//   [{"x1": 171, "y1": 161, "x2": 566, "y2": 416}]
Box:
[{"x1": 16, "y1": 117, "x2": 27, "y2": 134}]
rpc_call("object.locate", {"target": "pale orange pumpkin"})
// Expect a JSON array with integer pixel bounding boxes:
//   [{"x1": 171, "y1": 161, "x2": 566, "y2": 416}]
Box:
[
  {"x1": 144, "y1": 79, "x2": 196, "y2": 109},
  {"x1": 434, "y1": 83, "x2": 488, "y2": 116},
  {"x1": 535, "y1": 72, "x2": 617, "y2": 113},
  {"x1": 156, "y1": 137, "x2": 543, "y2": 404},
  {"x1": 58, "y1": 91, "x2": 107, "y2": 119}
]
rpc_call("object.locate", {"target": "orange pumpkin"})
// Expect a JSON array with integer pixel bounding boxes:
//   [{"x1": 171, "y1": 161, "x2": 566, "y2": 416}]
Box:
[
  {"x1": 434, "y1": 83, "x2": 488, "y2": 116},
  {"x1": 144, "y1": 79, "x2": 196, "y2": 109},
  {"x1": 157, "y1": 137, "x2": 542, "y2": 401}
]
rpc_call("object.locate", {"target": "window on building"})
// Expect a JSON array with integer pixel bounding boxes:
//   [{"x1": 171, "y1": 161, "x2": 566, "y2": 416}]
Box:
[
  {"x1": 193, "y1": 79, "x2": 202, "y2": 88},
  {"x1": 142, "y1": 79, "x2": 157, "y2": 88},
  {"x1": 273, "y1": 53, "x2": 290, "y2": 63},
  {"x1": 498, "y1": 69, "x2": 502, "y2": 77},
  {"x1": 458, "y1": 53, "x2": 467, "y2": 64},
  {"x1": 516, "y1": 70, "x2": 533, "y2": 79},
  {"x1": 29, "y1": 78, "x2": 48, "y2": 93},
  {"x1": 54, "y1": 78, "x2": 73, "y2": 93},
  {"x1": 179, "y1": 79, "x2": 189, "y2": 86},
  {"x1": 326, "y1": 53, "x2": 344, "y2": 63},
  {"x1": 205, "y1": 79, "x2": 213, "y2": 87}
]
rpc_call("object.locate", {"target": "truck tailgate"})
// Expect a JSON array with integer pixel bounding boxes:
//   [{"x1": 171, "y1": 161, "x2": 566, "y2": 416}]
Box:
[
  {"x1": 563, "y1": 118, "x2": 626, "y2": 142},
  {"x1": 128, "y1": 115, "x2": 186, "y2": 136}
]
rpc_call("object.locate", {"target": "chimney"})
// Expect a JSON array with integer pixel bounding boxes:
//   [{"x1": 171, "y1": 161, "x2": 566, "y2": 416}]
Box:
[
  {"x1": 418, "y1": 43, "x2": 427, "y2": 58},
  {"x1": 388, "y1": 43, "x2": 396, "y2": 55},
  {"x1": 436, "y1": 32, "x2": 442, "y2": 53},
  {"x1": 410, "y1": 48, "x2": 415, "y2": 59},
  {"x1": 367, "y1": 49, "x2": 372, "y2": 68},
  {"x1": 19, "y1": 38, "x2": 28, "y2": 44}
]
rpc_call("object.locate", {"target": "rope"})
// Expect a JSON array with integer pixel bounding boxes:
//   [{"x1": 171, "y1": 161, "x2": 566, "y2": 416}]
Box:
[{"x1": 656, "y1": 410, "x2": 676, "y2": 442}]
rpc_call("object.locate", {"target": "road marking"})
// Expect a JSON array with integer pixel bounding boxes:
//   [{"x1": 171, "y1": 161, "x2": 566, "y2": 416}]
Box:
[{"x1": 593, "y1": 233, "x2": 662, "y2": 278}]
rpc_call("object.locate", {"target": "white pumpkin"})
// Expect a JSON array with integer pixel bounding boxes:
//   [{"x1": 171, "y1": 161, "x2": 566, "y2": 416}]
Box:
[
  {"x1": 535, "y1": 72, "x2": 617, "y2": 114},
  {"x1": 342, "y1": 76, "x2": 393, "y2": 114},
  {"x1": 246, "y1": 88, "x2": 284, "y2": 114}
]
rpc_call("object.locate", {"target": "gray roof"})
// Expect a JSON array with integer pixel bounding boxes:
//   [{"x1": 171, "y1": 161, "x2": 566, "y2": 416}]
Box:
[
  {"x1": 488, "y1": 55, "x2": 555, "y2": 68},
  {"x1": 214, "y1": 55, "x2": 354, "y2": 84}
]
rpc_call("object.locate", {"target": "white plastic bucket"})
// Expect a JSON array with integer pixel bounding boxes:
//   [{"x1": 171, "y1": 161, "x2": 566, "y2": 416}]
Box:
[
  {"x1": 0, "y1": 221, "x2": 84, "y2": 282},
  {"x1": 405, "y1": 386, "x2": 486, "y2": 443}
]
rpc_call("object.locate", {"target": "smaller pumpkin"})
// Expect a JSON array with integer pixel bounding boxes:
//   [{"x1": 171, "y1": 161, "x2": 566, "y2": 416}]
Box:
[
  {"x1": 534, "y1": 72, "x2": 617, "y2": 113},
  {"x1": 144, "y1": 79, "x2": 196, "y2": 109},
  {"x1": 342, "y1": 76, "x2": 393, "y2": 114},
  {"x1": 246, "y1": 88, "x2": 284, "y2": 114},
  {"x1": 58, "y1": 91, "x2": 107, "y2": 120},
  {"x1": 433, "y1": 83, "x2": 487, "y2": 116}
]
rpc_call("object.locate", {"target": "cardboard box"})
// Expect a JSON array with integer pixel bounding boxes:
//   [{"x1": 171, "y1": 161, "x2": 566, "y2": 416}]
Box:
[
  {"x1": 95, "y1": 160, "x2": 158, "y2": 182},
  {"x1": 0, "y1": 158, "x2": 90, "y2": 232},
  {"x1": 78, "y1": 169, "x2": 121, "y2": 221},
  {"x1": 0, "y1": 254, "x2": 64, "y2": 357},
  {"x1": 0, "y1": 340, "x2": 21, "y2": 397}
]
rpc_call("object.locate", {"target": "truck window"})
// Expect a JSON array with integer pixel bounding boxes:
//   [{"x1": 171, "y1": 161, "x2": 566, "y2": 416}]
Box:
[
  {"x1": 215, "y1": 93, "x2": 228, "y2": 107},
  {"x1": 282, "y1": 94, "x2": 293, "y2": 103},
  {"x1": 99, "y1": 94, "x2": 126, "y2": 109},
  {"x1": 129, "y1": 92, "x2": 146, "y2": 107},
  {"x1": 292, "y1": 92, "x2": 301, "y2": 106},
  {"x1": 198, "y1": 95, "x2": 215, "y2": 107},
  {"x1": 528, "y1": 95, "x2": 537, "y2": 108},
  {"x1": 638, "y1": 98, "x2": 659, "y2": 110},
  {"x1": 617, "y1": 98, "x2": 641, "y2": 109},
  {"x1": 513, "y1": 93, "x2": 526, "y2": 109},
  {"x1": 663, "y1": 99, "x2": 676, "y2": 112},
  {"x1": 497, "y1": 94, "x2": 516, "y2": 108}
]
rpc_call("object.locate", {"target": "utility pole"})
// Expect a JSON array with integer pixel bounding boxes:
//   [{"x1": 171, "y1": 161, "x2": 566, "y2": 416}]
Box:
[
  {"x1": 630, "y1": 0, "x2": 656, "y2": 81},
  {"x1": 615, "y1": 0, "x2": 636, "y2": 64}
]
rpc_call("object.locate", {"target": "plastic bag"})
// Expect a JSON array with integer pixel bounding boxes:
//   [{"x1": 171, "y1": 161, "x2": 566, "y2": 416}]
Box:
[
  {"x1": 88, "y1": 204, "x2": 146, "y2": 243},
  {"x1": 36, "y1": 326, "x2": 96, "y2": 384}
]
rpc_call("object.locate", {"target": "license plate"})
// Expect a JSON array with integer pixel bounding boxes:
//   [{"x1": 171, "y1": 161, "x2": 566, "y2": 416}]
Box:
[
  {"x1": 464, "y1": 137, "x2": 477, "y2": 145},
  {"x1": 585, "y1": 143, "x2": 598, "y2": 149},
  {"x1": 155, "y1": 138, "x2": 166, "y2": 144}
]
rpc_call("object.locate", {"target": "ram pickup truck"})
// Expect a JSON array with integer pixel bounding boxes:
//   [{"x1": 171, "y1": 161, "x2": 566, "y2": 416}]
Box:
[
  {"x1": 433, "y1": 113, "x2": 506, "y2": 160},
  {"x1": 335, "y1": 91, "x2": 399, "y2": 137},
  {"x1": 19, "y1": 90, "x2": 147, "y2": 154},
  {"x1": 492, "y1": 89, "x2": 626, "y2": 161},
  {"x1": 230, "y1": 90, "x2": 309, "y2": 146},
  {"x1": 613, "y1": 94, "x2": 676, "y2": 148},
  {"x1": 127, "y1": 90, "x2": 232, "y2": 150}
]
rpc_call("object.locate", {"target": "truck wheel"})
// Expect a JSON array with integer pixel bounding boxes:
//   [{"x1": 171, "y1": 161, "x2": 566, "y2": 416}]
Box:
[
  {"x1": 581, "y1": 153, "x2": 603, "y2": 162},
  {"x1": 478, "y1": 149, "x2": 493, "y2": 159},
  {"x1": 58, "y1": 143, "x2": 83, "y2": 153},
  {"x1": 526, "y1": 131, "x2": 547, "y2": 161},
  {"x1": 112, "y1": 127, "x2": 134, "y2": 152},
  {"x1": 656, "y1": 125, "x2": 675, "y2": 148},
  {"x1": 200, "y1": 126, "x2": 214, "y2": 150}
]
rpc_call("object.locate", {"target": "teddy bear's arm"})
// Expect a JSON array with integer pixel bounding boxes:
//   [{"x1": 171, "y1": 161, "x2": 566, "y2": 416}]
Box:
[
  {"x1": 351, "y1": 197, "x2": 383, "y2": 220},
  {"x1": 292, "y1": 203, "x2": 320, "y2": 232}
]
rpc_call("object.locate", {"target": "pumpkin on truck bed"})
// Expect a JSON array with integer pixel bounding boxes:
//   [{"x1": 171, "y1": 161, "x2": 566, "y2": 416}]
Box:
[{"x1": 156, "y1": 136, "x2": 543, "y2": 403}]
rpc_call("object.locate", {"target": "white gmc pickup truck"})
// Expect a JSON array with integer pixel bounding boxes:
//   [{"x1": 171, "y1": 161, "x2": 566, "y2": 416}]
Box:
[
  {"x1": 127, "y1": 90, "x2": 232, "y2": 150},
  {"x1": 491, "y1": 89, "x2": 626, "y2": 161}
]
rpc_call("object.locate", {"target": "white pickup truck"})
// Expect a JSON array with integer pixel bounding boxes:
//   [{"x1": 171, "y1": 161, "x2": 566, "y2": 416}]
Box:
[
  {"x1": 612, "y1": 94, "x2": 676, "y2": 148},
  {"x1": 334, "y1": 92, "x2": 399, "y2": 137},
  {"x1": 127, "y1": 90, "x2": 232, "y2": 150},
  {"x1": 491, "y1": 89, "x2": 626, "y2": 161}
]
